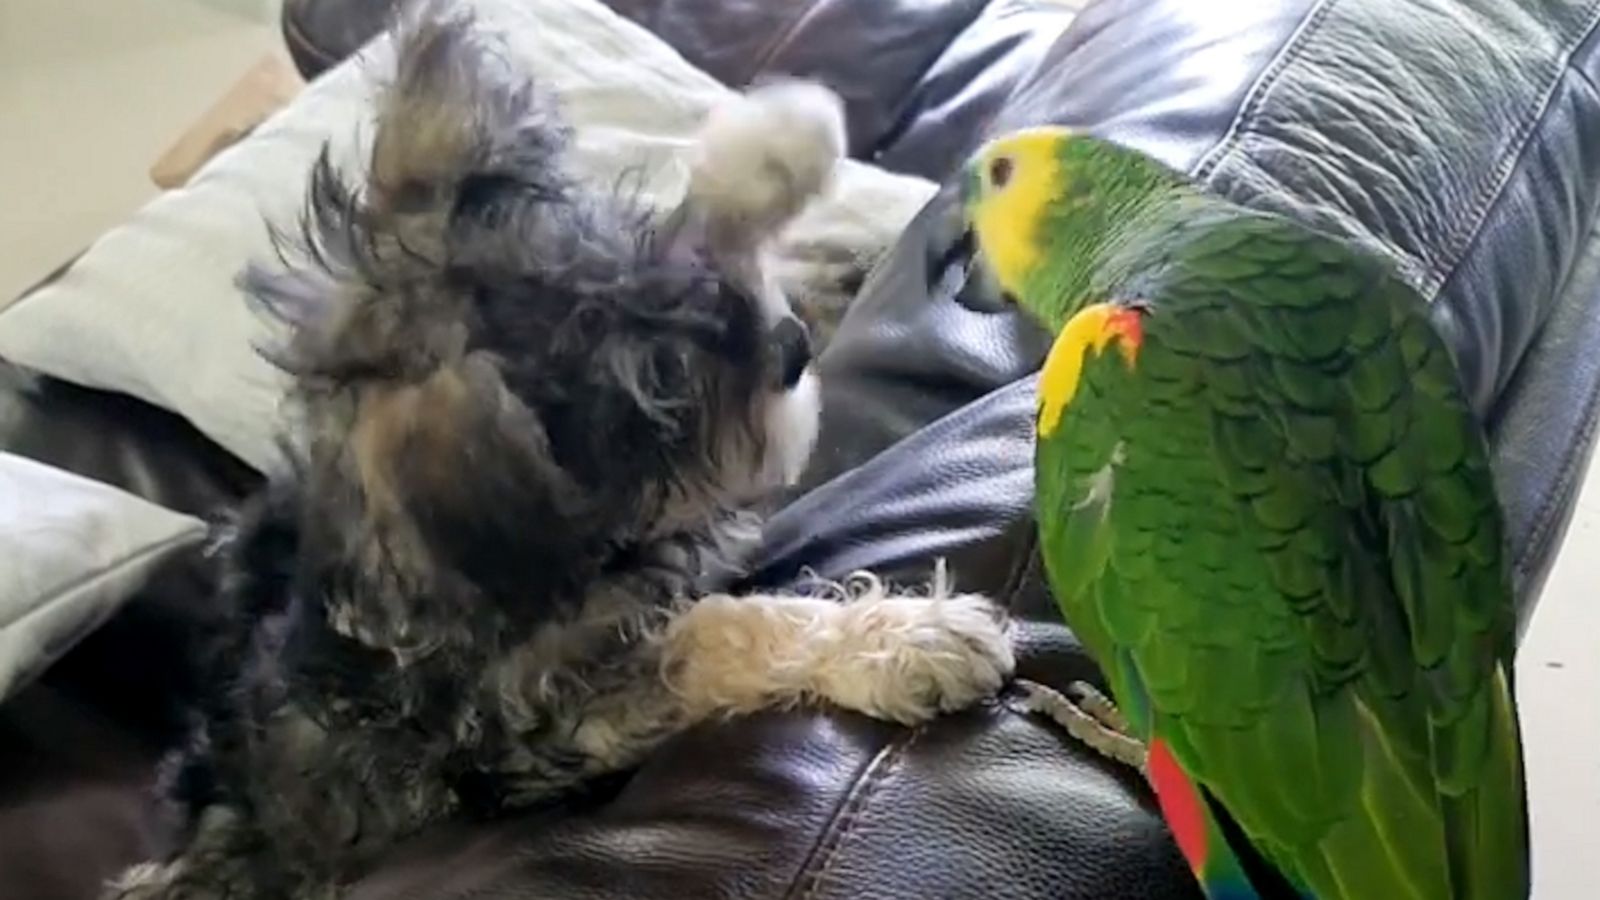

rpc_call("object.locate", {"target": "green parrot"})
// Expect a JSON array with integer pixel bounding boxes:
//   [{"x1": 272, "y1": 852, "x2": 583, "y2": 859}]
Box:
[{"x1": 959, "y1": 127, "x2": 1529, "y2": 900}]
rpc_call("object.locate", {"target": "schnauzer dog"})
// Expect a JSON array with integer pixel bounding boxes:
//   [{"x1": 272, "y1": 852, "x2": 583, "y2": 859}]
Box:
[{"x1": 108, "y1": 11, "x2": 1011, "y2": 900}]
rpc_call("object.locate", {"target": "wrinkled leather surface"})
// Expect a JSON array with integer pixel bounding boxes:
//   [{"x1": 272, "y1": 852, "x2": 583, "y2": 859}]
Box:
[
  {"x1": 870, "y1": 0, "x2": 1080, "y2": 179},
  {"x1": 1491, "y1": 226, "x2": 1600, "y2": 619},
  {"x1": 794, "y1": 187, "x2": 1052, "y2": 494},
  {"x1": 344, "y1": 624, "x2": 1193, "y2": 900},
  {"x1": 0, "y1": 362, "x2": 260, "y2": 518},
  {"x1": 6, "y1": 0, "x2": 1600, "y2": 897},
  {"x1": 0, "y1": 613, "x2": 1199, "y2": 900},
  {"x1": 761, "y1": 0, "x2": 1600, "y2": 625},
  {"x1": 606, "y1": 0, "x2": 997, "y2": 161},
  {"x1": 286, "y1": 0, "x2": 1009, "y2": 162}
]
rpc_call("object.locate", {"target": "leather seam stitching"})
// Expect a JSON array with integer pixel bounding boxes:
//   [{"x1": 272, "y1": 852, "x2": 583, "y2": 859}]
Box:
[
  {"x1": 1190, "y1": 0, "x2": 1338, "y2": 183},
  {"x1": 1000, "y1": 520, "x2": 1041, "y2": 611},
  {"x1": 872, "y1": 1, "x2": 1002, "y2": 160},
  {"x1": 745, "y1": 0, "x2": 828, "y2": 86},
  {"x1": 784, "y1": 726, "x2": 923, "y2": 900},
  {"x1": 1421, "y1": 1, "x2": 1600, "y2": 303},
  {"x1": 1193, "y1": 0, "x2": 1600, "y2": 306},
  {"x1": 281, "y1": 11, "x2": 340, "y2": 73},
  {"x1": 1512, "y1": 333, "x2": 1600, "y2": 585}
]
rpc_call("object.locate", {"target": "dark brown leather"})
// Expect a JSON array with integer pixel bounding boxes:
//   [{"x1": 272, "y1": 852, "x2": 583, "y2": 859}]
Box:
[
  {"x1": 0, "y1": 618, "x2": 1197, "y2": 900},
  {"x1": 0, "y1": 362, "x2": 260, "y2": 518},
  {"x1": 282, "y1": 0, "x2": 1030, "y2": 165},
  {"x1": 282, "y1": 0, "x2": 401, "y2": 78},
  {"x1": 0, "y1": 684, "x2": 164, "y2": 900},
  {"x1": 605, "y1": 0, "x2": 996, "y2": 162},
  {"x1": 345, "y1": 661, "x2": 1197, "y2": 900},
  {"x1": 870, "y1": 0, "x2": 1080, "y2": 179}
]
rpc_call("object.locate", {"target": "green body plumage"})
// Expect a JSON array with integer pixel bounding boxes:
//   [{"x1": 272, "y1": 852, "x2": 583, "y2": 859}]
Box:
[{"x1": 964, "y1": 129, "x2": 1530, "y2": 900}]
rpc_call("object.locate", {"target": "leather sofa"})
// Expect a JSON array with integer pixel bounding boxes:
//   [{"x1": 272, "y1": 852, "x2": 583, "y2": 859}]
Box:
[{"x1": 4, "y1": 0, "x2": 1597, "y2": 897}]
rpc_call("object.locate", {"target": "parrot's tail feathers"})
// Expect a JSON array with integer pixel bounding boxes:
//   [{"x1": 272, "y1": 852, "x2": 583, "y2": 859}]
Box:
[
  {"x1": 1440, "y1": 667, "x2": 1531, "y2": 900},
  {"x1": 1146, "y1": 739, "x2": 1268, "y2": 899},
  {"x1": 1203, "y1": 789, "x2": 1312, "y2": 900}
]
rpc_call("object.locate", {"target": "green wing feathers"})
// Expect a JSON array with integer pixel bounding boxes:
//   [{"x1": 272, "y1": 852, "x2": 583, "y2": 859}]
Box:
[{"x1": 1036, "y1": 213, "x2": 1528, "y2": 899}]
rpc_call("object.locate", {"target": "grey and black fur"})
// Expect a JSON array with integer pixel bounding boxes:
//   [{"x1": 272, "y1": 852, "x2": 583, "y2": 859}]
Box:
[{"x1": 108, "y1": 9, "x2": 1011, "y2": 900}]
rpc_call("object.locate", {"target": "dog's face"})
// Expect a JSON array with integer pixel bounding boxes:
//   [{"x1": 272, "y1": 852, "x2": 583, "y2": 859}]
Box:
[
  {"x1": 247, "y1": 17, "x2": 840, "y2": 614},
  {"x1": 462, "y1": 197, "x2": 823, "y2": 544}
]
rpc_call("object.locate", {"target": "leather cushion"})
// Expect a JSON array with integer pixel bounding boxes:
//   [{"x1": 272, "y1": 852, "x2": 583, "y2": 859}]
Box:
[
  {"x1": 281, "y1": 0, "x2": 1035, "y2": 165},
  {"x1": 342, "y1": 621, "x2": 1198, "y2": 900},
  {"x1": 753, "y1": 0, "x2": 1600, "y2": 620},
  {"x1": 281, "y1": 0, "x2": 401, "y2": 78},
  {"x1": 0, "y1": 618, "x2": 1200, "y2": 900},
  {"x1": 0, "y1": 363, "x2": 259, "y2": 518}
]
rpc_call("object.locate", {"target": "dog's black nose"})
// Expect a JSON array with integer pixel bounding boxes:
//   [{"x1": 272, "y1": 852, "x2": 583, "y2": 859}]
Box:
[{"x1": 772, "y1": 315, "x2": 813, "y2": 389}]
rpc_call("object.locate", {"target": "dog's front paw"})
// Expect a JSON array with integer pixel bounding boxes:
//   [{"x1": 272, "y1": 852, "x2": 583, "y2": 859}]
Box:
[
  {"x1": 689, "y1": 79, "x2": 846, "y2": 236},
  {"x1": 813, "y1": 581, "x2": 1015, "y2": 725},
  {"x1": 103, "y1": 862, "x2": 177, "y2": 900}
]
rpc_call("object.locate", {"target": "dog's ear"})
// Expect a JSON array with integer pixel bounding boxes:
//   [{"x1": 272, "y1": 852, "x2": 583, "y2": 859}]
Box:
[
  {"x1": 339, "y1": 354, "x2": 605, "y2": 601},
  {"x1": 367, "y1": 3, "x2": 567, "y2": 227},
  {"x1": 277, "y1": 352, "x2": 609, "y2": 651},
  {"x1": 243, "y1": 9, "x2": 612, "y2": 616},
  {"x1": 656, "y1": 80, "x2": 846, "y2": 269},
  {"x1": 245, "y1": 6, "x2": 568, "y2": 386}
]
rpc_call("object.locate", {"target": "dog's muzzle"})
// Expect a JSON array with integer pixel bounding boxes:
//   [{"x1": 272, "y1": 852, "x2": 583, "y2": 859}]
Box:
[{"x1": 772, "y1": 315, "x2": 814, "y2": 389}]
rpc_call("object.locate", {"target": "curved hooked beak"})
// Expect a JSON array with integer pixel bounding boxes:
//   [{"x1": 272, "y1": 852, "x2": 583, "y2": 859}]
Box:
[{"x1": 925, "y1": 189, "x2": 1012, "y2": 314}]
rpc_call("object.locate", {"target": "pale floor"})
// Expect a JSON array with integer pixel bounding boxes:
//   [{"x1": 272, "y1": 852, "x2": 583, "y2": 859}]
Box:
[{"x1": 1, "y1": 0, "x2": 1597, "y2": 896}]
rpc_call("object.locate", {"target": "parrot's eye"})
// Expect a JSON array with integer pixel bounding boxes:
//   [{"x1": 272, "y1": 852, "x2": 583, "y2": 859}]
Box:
[{"x1": 988, "y1": 156, "x2": 1013, "y2": 190}]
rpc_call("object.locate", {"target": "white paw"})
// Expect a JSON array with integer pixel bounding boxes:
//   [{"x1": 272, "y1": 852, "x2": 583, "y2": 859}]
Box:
[
  {"x1": 103, "y1": 862, "x2": 176, "y2": 900},
  {"x1": 689, "y1": 79, "x2": 846, "y2": 236},
  {"x1": 815, "y1": 579, "x2": 1015, "y2": 725}
]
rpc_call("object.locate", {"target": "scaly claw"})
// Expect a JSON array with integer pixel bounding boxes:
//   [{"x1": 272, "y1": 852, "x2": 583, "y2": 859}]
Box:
[
  {"x1": 1066, "y1": 680, "x2": 1132, "y2": 735},
  {"x1": 1011, "y1": 678, "x2": 1148, "y2": 773}
]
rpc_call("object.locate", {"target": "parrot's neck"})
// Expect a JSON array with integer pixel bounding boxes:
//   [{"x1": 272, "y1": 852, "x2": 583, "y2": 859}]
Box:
[{"x1": 1028, "y1": 184, "x2": 1203, "y2": 332}]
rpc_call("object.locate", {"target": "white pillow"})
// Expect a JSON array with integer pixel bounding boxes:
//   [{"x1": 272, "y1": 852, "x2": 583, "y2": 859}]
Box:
[
  {"x1": 0, "y1": 0, "x2": 936, "y2": 472},
  {"x1": 0, "y1": 452, "x2": 206, "y2": 701}
]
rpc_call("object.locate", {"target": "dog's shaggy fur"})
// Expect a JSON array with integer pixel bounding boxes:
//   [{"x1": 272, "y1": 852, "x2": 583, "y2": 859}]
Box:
[{"x1": 106, "y1": 10, "x2": 1011, "y2": 900}]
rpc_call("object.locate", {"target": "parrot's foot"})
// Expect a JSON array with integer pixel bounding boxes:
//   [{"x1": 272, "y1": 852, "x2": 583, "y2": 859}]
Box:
[{"x1": 1011, "y1": 679, "x2": 1147, "y2": 772}]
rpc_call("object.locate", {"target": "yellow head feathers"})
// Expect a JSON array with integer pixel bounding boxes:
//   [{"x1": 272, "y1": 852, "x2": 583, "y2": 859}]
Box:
[{"x1": 963, "y1": 126, "x2": 1076, "y2": 299}]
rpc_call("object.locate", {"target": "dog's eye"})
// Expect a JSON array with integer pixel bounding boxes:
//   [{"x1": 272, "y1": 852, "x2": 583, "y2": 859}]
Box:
[
  {"x1": 453, "y1": 173, "x2": 521, "y2": 221},
  {"x1": 706, "y1": 284, "x2": 761, "y2": 361},
  {"x1": 715, "y1": 285, "x2": 754, "y2": 326}
]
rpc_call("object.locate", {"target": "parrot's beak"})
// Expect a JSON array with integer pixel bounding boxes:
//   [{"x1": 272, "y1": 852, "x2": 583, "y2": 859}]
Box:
[
  {"x1": 925, "y1": 188, "x2": 971, "y2": 288},
  {"x1": 927, "y1": 187, "x2": 1012, "y2": 314}
]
